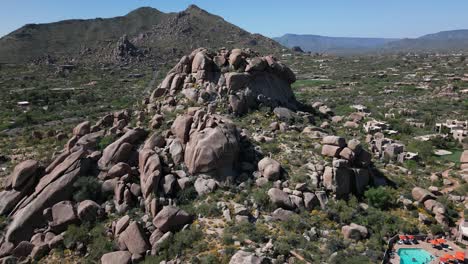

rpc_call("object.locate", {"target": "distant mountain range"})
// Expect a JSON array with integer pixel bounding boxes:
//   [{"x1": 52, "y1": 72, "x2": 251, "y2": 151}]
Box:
[
  {"x1": 275, "y1": 30, "x2": 468, "y2": 54},
  {"x1": 0, "y1": 5, "x2": 282, "y2": 64}
]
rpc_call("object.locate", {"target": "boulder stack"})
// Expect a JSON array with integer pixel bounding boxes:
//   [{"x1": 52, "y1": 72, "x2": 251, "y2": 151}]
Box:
[{"x1": 150, "y1": 48, "x2": 298, "y2": 115}]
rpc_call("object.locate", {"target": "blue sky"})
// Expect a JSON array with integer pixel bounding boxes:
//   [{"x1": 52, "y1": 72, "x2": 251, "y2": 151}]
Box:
[{"x1": 1, "y1": 0, "x2": 468, "y2": 38}]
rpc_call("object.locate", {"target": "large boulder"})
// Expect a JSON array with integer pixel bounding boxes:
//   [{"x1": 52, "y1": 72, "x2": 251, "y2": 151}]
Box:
[
  {"x1": 321, "y1": 145, "x2": 341, "y2": 158},
  {"x1": 152, "y1": 206, "x2": 192, "y2": 233},
  {"x1": 98, "y1": 129, "x2": 147, "y2": 170},
  {"x1": 171, "y1": 115, "x2": 193, "y2": 144},
  {"x1": 192, "y1": 51, "x2": 213, "y2": 73},
  {"x1": 342, "y1": 223, "x2": 368, "y2": 240},
  {"x1": 249, "y1": 68, "x2": 296, "y2": 108},
  {"x1": 10, "y1": 160, "x2": 39, "y2": 190},
  {"x1": 77, "y1": 200, "x2": 101, "y2": 222},
  {"x1": 119, "y1": 222, "x2": 149, "y2": 255},
  {"x1": 225, "y1": 72, "x2": 251, "y2": 92},
  {"x1": 139, "y1": 149, "x2": 161, "y2": 199},
  {"x1": 273, "y1": 107, "x2": 296, "y2": 122},
  {"x1": 50, "y1": 201, "x2": 78, "y2": 232},
  {"x1": 267, "y1": 188, "x2": 294, "y2": 210},
  {"x1": 258, "y1": 158, "x2": 281, "y2": 181},
  {"x1": 194, "y1": 177, "x2": 218, "y2": 196},
  {"x1": 101, "y1": 251, "x2": 132, "y2": 264},
  {"x1": 411, "y1": 187, "x2": 435, "y2": 203},
  {"x1": 5, "y1": 150, "x2": 88, "y2": 243},
  {"x1": 0, "y1": 190, "x2": 23, "y2": 215},
  {"x1": 322, "y1": 136, "x2": 346, "y2": 148},
  {"x1": 72, "y1": 121, "x2": 91, "y2": 136},
  {"x1": 184, "y1": 122, "x2": 239, "y2": 177}
]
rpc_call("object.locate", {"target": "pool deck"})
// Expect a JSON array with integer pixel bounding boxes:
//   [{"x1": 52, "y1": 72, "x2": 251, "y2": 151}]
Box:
[{"x1": 389, "y1": 239, "x2": 466, "y2": 264}]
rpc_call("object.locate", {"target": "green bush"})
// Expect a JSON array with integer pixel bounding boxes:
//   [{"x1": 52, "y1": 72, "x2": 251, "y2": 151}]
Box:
[
  {"x1": 176, "y1": 186, "x2": 198, "y2": 205},
  {"x1": 63, "y1": 224, "x2": 89, "y2": 248},
  {"x1": 223, "y1": 222, "x2": 270, "y2": 244},
  {"x1": 73, "y1": 176, "x2": 102, "y2": 202},
  {"x1": 364, "y1": 187, "x2": 397, "y2": 210},
  {"x1": 97, "y1": 135, "x2": 116, "y2": 151},
  {"x1": 63, "y1": 224, "x2": 113, "y2": 263},
  {"x1": 143, "y1": 226, "x2": 205, "y2": 263},
  {"x1": 197, "y1": 202, "x2": 222, "y2": 217}
]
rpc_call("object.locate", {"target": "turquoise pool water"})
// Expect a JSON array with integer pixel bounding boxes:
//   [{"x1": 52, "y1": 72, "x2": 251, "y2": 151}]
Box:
[{"x1": 398, "y1": 248, "x2": 433, "y2": 264}]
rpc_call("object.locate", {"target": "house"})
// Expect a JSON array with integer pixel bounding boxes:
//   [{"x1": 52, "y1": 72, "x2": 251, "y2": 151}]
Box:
[
  {"x1": 364, "y1": 120, "x2": 388, "y2": 133},
  {"x1": 458, "y1": 219, "x2": 468, "y2": 244},
  {"x1": 435, "y1": 120, "x2": 468, "y2": 142}
]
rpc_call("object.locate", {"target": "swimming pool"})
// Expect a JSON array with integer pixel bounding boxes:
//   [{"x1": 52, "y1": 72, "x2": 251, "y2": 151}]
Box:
[{"x1": 398, "y1": 248, "x2": 434, "y2": 264}]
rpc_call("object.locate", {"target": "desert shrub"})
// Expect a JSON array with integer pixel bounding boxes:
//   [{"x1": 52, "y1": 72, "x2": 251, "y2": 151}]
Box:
[
  {"x1": 85, "y1": 225, "x2": 114, "y2": 264},
  {"x1": 364, "y1": 187, "x2": 397, "y2": 210},
  {"x1": 223, "y1": 222, "x2": 270, "y2": 244},
  {"x1": 97, "y1": 135, "x2": 115, "y2": 151},
  {"x1": 430, "y1": 224, "x2": 445, "y2": 235},
  {"x1": 63, "y1": 224, "x2": 113, "y2": 263},
  {"x1": 249, "y1": 183, "x2": 274, "y2": 211},
  {"x1": 143, "y1": 226, "x2": 205, "y2": 263},
  {"x1": 63, "y1": 224, "x2": 89, "y2": 248},
  {"x1": 176, "y1": 186, "x2": 198, "y2": 205},
  {"x1": 197, "y1": 202, "x2": 222, "y2": 217},
  {"x1": 327, "y1": 198, "x2": 359, "y2": 224},
  {"x1": 73, "y1": 176, "x2": 102, "y2": 202}
]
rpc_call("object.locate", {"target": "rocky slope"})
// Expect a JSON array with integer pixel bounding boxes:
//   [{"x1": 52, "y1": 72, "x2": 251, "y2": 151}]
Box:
[
  {"x1": 0, "y1": 5, "x2": 282, "y2": 64},
  {"x1": 0, "y1": 48, "x2": 390, "y2": 263}
]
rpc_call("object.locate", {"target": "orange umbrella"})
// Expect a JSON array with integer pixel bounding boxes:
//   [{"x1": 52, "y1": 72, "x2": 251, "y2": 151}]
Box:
[
  {"x1": 437, "y1": 238, "x2": 447, "y2": 244},
  {"x1": 408, "y1": 235, "x2": 415, "y2": 239},
  {"x1": 399, "y1": 235, "x2": 407, "y2": 240},
  {"x1": 441, "y1": 254, "x2": 455, "y2": 260},
  {"x1": 439, "y1": 256, "x2": 448, "y2": 262},
  {"x1": 431, "y1": 240, "x2": 439, "y2": 245},
  {"x1": 455, "y1": 251, "x2": 465, "y2": 261}
]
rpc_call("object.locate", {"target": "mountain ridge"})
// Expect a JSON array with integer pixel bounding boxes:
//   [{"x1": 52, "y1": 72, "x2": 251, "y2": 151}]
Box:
[
  {"x1": 0, "y1": 5, "x2": 283, "y2": 64},
  {"x1": 275, "y1": 30, "x2": 468, "y2": 54}
]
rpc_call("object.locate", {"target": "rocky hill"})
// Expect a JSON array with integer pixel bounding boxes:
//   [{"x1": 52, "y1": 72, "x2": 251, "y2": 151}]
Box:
[
  {"x1": 0, "y1": 5, "x2": 282, "y2": 64},
  {"x1": 0, "y1": 48, "x2": 389, "y2": 263}
]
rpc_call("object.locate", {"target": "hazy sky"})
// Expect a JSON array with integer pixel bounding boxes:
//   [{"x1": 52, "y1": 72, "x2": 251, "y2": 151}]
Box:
[{"x1": 1, "y1": 0, "x2": 468, "y2": 38}]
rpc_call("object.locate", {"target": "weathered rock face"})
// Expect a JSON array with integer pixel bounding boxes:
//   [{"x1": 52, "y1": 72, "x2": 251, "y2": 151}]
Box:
[
  {"x1": 342, "y1": 223, "x2": 368, "y2": 240},
  {"x1": 50, "y1": 201, "x2": 78, "y2": 232},
  {"x1": 10, "y1": 160, "x2": 39, "y2": 190},
  {"x1": 171, "y1": 115, "x2": 193, "y2": 144},
  {"x1": 98, "y1": 129, "x2": 147, "y2": 170},
  {"x1": 152, "y1": 206, "x2": 192, "y2": 233},
  {"x1": 268, "y1": 188, "x2": 294, "y2": 210},
  {"x1": 411, "y1": 187, "x2": 435, "y2": 203},
  {"x1": 119, "y1": 222, "x2": 149, "y2": 255},
  {"x1": 101, "y1": 251, "x2": 132, "y2": 264},
  {"x1": 258, "y1": 158, "x2": 281, "y2": 181},
  {"x1": 184, "y1": 122, "x2": 239, "y2": 177},
  {"x1": 151, "y1": 48, "x2": 298, "y2": 113},
  {"x1": 5, "y1": 150, "x2": 90, "y2": 244}
]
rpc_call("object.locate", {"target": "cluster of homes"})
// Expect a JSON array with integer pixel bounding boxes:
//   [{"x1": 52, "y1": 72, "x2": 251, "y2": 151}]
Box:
[{"x1": 435, "y1": 119, "x2": 468, "y2": 143}]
